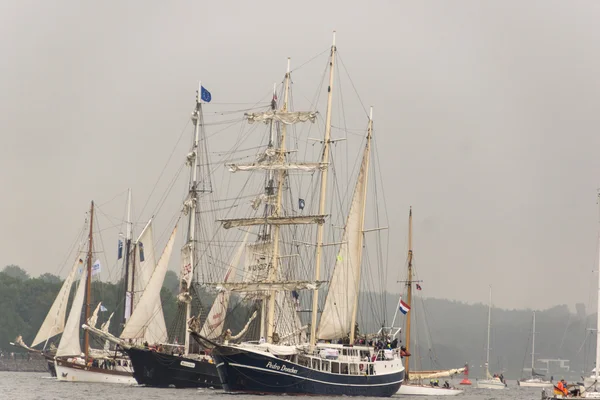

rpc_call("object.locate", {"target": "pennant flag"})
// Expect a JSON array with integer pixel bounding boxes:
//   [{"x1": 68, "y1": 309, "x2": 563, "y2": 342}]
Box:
[
  {"x1": 100, "y1": 305, "x2": 108, "y2": 312},
  {"x1": 416, "y1": 283, "x2": 422, "y2": 290},
  {"x1": 399, "y1": 298, "x2": 411, "y2": 315},
  {"x1": 298, "y1": 198, "x2": 305, "y2": 210},
  {"x1": 92, "y1": 260, "x2": 101, "y2": 276},
  {"x1": 117, "y1": 239, "x2": 123, "y2": 260},
  {"x1": 139, "y1": 242, "x2": 145, "y2": 262},
  {"x1": 200, "y1": 86, "x2": 212, "y2": 103}
]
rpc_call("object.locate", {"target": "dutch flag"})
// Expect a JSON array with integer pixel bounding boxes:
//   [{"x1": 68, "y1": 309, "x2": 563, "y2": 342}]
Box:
[{"x1": 399, "y1": 298, "x2": 411, "y2": 315}]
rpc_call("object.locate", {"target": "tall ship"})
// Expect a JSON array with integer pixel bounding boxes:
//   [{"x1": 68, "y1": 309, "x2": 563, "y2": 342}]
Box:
[
  {"x1": 85, "y1": 84, "x2": 225, "y2": 388},
  {"x1": 201, "y1": 33, "x2": 405, "y2": 396}
]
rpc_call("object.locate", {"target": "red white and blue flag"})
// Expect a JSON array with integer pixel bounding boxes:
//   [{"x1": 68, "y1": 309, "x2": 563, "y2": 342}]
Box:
[{"x1": 399, "y1": 298, "x2": 411, "y2": 315}]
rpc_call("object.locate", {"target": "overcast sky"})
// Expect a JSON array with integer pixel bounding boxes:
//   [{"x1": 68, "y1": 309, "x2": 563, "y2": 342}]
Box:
[{"x1": 2, "y1": 0, "x2": 600, "y2": 311}]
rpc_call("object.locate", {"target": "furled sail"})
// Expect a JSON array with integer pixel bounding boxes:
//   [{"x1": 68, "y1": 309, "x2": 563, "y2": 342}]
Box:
[
  {"x1": 31, "y1": 254, "x2": 83, "y2": 347},
  {"x1": 409, "y1": 368, "x2": 466, "y2": 380},
  {"x1": 317, "y1": 138, "x2": 370, "y2": 340},
  {"x1": 120, "y1": 226, "x2": 177, "y2": 344},
  {"x1": 56, "y1": 270, "x2": 87, "y2": 357},
  {"x1": 199, "y1": 232, "x2": 248, "y2": 340},
  {"x1": 227, "y1": 162, "x2": 327, "y2": 173},
  {"x1": 220, "y1": 215, "x2": 326, "y2": 229},
  {"x1": 208, "y1": 281, "x2": 324, "y2": 292},
  {"x1": 245, "y1": 111, "x2": 318, "y2": 125}
]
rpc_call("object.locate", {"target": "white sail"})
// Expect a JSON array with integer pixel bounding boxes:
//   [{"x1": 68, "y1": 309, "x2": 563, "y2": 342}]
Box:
[
  {"x1": 101, "y1": 312, "x2": 114, "y2": 351},
  {"x1": 31, "y1": 255, "x2": 83, "y2": 347},
  {"x1": 87, "y1": 302, "x2": 102, "y2": 328},
  {"x1": 245, "y1": 111, "x2": 317, "y2": 125},
  {"x1": 133, "y1": 220, "x2": 157, "y2": 309},
  {"x1": 317, "y1": 139, "x2": 370, "y2": 340},
  {"x1": 56, "y1": 270, "x2": 87, "y2": 357},
  {"x1": 199, "y1": 232, "x2": 248, "y2": 339},
  {"x1": 243, "y1": 241, "x2": 272, "y2": 294},
  {"x1": 228, "y1": 162, "x2": 327, "y2": 173},
  {"x1": 120, "y1": 226, "x2": 177, "y2": 344},
  {"x1": 101, "y1": 312, "x2": 114, "y2": 333}
]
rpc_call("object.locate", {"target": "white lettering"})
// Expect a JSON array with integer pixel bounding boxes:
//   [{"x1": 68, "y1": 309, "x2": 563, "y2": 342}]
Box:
[{"x1": 266, "y1": 361, "x2": 298, "y2": 374}]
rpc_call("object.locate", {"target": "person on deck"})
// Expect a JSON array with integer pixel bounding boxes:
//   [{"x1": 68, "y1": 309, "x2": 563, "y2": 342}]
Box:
[{"x1": 556, "y1": 379, "x2": 568, "y2": 396}]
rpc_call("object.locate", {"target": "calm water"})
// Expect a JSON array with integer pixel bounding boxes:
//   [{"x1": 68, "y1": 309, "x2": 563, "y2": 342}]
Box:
[{"x1": 0, "y1": 372, "x2": 544, "y2": 400}]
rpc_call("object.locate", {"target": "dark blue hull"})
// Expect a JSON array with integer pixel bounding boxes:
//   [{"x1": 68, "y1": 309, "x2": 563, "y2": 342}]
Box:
[
  {"x1": 126, "y1": 347, "x2": 221, "y2": 388},
  {"x1": 212, "y1": 345, "x2": 404, "y2": 396}
]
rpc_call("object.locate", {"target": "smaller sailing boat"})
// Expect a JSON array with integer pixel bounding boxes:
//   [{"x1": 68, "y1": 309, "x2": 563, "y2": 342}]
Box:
[
  {"x1": 395, "y1": 208, "x2": 464, "y2": 396},
  {"x1": 54, "y1": 201, "x2": 136, "y2": 384},
  {"x1": 518, "y1": 311, "x2": 553, "y2": 388},
  {"x1": 10, "y1": 245, "x2": 86, "y2": 378},
  {"x1": 476, "y1": 286, "x2": 506, "y2": 390}
]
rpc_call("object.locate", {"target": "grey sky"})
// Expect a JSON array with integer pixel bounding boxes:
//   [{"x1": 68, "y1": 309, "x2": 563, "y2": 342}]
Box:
[{"x1": 2, "y1": 0, "x2": 600, "y2": 311}]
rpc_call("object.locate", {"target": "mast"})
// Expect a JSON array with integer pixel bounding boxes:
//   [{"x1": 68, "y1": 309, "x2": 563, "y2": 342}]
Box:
[
  {"x1": 404, "y1": 206, "x2": 414, "y2": 379},
  {"x1": 84, "y1": 201, "x2": 94, "y2": 363},
  {"x1": 531, "y1": 311, "x2": 535, "y2": 376},
  {"x1": 123, "y1": 189, "x2": 133, "y2": 323},
  {"x1": 348, "y1": 107, "x2": 372, "y2": 343},
  {"x1": 310, "y1": 31, "x2": 337, "y2": 348},
  {"x1": 265, "y1": 59, "x2": 291, "y2": 343},
  {"x1": 260, "y1": 83, "x2": 278, "y2": 339},
  {"x1": 180, "y1": 84, "x2": 204, "y2": 355},
  {"x1": 486, "y1": 285, "x2": 492, "y2": 378}
]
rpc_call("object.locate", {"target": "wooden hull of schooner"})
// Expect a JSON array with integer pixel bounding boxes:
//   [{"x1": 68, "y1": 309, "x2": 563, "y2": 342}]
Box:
[
  {"x1": 212, "y1": 344, "x2": 404, "y2": 397},
  {"x1": 126, "y1": 347, "x2": 221, "y2": 389},
  {"x1": 55, "y1": 357, "x2": 136, "y2": 384}
]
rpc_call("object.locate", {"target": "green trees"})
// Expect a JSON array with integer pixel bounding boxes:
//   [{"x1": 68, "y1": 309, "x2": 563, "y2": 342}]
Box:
[{"x1": 0, "y1": 265, "x2": 179, "y2": 354}]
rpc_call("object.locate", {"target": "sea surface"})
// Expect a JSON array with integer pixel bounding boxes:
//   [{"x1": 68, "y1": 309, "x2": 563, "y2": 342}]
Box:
[{"x1": 0, "y1": 372, "x2": 544, "y2": 400}]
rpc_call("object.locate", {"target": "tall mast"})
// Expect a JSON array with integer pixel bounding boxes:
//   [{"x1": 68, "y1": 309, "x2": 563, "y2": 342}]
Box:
[
  {"x1": 486, "y1": 285, "x2": 492, "y2": 378},
  {"x1": 265, "y1": 59, "x2": 291, "y2": 343},
  {"x1": 260, "y1": 83, "x2": 278, "y2": 339},
  {"x1": 310, "y1": 31, "x2": 337, "y2": 348},
  {"x1": 531, "y1": 311, "x2": 536, "y2": 376},
  {"x1": 123, "y1": 189, "x2": 133, "y2": 323},
  {"x1": 404, "y1": 206, "x2": 414, "y2": 379},
  {"x1": 348, "y1": 107, "x2": 372, "y2": 343},
  {"x1": 181, "y1": 84, "x2": 203, "y2": 354},
  {"x1": 84, "y1": 201, "x2": 94, "y2": 362}
]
